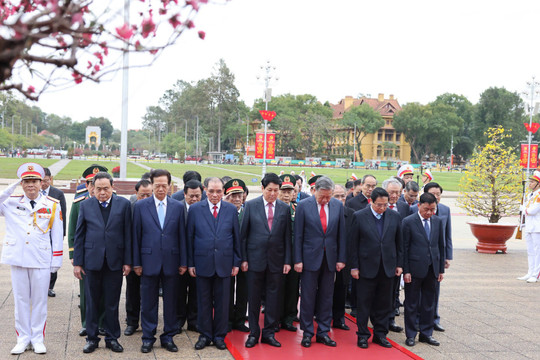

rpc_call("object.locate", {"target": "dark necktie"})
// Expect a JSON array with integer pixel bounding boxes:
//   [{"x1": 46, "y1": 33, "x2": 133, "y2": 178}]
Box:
[
  {"x1": 213, "y1": 205, "x2": 218, "y2": 218},
  {"x1": 267, "y1": 203, "x2": 274, "y2": 231},
  {"x1": 424, "y1": 218, "x2": 430, "y2": 239},
  {"x1": 30, "y1": 200, "x2": 36, "y2": 209},
  {"x1": 320, "y1": 205, "x2": 327, "y2": 233}
]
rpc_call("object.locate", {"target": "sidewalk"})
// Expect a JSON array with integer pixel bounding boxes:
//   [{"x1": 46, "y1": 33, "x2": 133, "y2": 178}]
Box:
[{"x1": 0, "y1": 190, "x2": 536, "y2": 359}]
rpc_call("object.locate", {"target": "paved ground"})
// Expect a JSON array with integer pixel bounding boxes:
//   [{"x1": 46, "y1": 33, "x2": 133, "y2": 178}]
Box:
[{"x1": 0, "y1": 180, "x2": 536, "y2": 359}]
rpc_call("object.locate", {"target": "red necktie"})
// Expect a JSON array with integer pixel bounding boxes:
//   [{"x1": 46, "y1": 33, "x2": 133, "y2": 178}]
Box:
[
  {"x1": 389, "y1": 204, "x2": 395, "y2": 210},
  {"x1": 368, "y1": 198, "x2": 371, "y2": 204},
  {"x1": 267, "y1": 202, "x2": 274, "y2": 231},
  {"x1": 320, "y1": 205, "x2": 327, "y2": 233},
  {"x1": 213, "y1": 205, "x2": 218, "y2": 218}
]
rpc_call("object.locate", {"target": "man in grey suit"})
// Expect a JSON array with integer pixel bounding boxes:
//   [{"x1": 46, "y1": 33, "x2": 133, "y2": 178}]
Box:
[
  {"x1": 294, "y1": 176, "x2": 346, "y2": 348},
  {"x1": 241, "y1": 173, "x2": 292, "y2": 348},
  {"x1": 402, "y1": 193, "x2": 445, "y2": 347},
  {"x1": 41, "y1": 167, "x2": 66, "y2": 298}
]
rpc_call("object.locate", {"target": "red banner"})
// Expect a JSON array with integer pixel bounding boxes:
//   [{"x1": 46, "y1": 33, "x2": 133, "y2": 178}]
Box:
[
  {"x1": 255, "y1": 133, "x2": 276, "y2": 159},
  {"x1": 521, "y1": 144, "x2": 538, "y2": 168}
]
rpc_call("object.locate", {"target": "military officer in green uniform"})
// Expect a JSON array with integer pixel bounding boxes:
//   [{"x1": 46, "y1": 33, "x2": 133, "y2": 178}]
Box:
[
  {"x1": 68, "y1": 165, "x2": 108, "y2": 336},
  {"x1": 278, "y1": 174, "x2": 300, "y2": 331},
  {"x1": 224, "y1": 179, "x2": 250, "y2": 332}
]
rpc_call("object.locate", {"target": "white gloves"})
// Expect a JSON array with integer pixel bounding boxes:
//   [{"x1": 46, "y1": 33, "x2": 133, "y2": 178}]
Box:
[{"x1": 51, "y1": 267, "x2": 60, "y2": 273}]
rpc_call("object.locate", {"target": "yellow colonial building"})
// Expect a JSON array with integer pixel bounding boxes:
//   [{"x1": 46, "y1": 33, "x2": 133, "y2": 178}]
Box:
[{"x1": 330, "y1": 94, "x2": 411, "y2": 163}]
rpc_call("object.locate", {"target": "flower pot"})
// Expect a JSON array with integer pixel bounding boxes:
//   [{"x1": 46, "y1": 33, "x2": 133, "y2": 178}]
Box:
[
  {"x1": 467, "y1": 222, "x2": 517, "y2": 254},
  {"x1": 113, "y1": 172, "x2": 120, "y2": 178}
]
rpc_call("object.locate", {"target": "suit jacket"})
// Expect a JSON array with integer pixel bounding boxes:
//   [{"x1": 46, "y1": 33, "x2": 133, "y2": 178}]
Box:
[
  {"x1": 294, "y1": 196, "x2": 346, "y2": 272},
  {"x1": 186, "y1": 200, "x2": 241, "y2": 278},
  {"x1": 297, "y1": 192, "x2": 310, "y2": 202},
  {"x1": 180, "y1": 199, "x2": 189, "y2": 225},
  {"x1": 350, "y1": 207, "x2": 403, "y2": 278},
  {"x1": 346, "y1": 192, "x2": 369, "y2": 212},
  {"x1": 240, "y1": 196, "x2": 292, "y2": 273},
  {"x1": 395, "y1": 201, "x2": 412, "y2": 220},
  {"x1": 73, "y1": 194, "x2": 132, "y2": 271},
  {"x1": 411, "y1": 203, "x2": 452, "y2": 261},
  {"x1": 48, "y1": 186, "x2": 67, "y2": 236},
  {"x1": 402, "y1": 213, "x2": 445, "y2": 278},
  {"x1": 132, "y1": 196, "x2": 186, "y2": 276},
  {"x1": 344, "y1": 206, "x2": 355, "y2": 265}
]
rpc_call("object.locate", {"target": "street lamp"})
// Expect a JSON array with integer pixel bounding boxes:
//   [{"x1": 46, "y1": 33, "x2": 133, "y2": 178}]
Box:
[{"x1": 256, "y1": 61, "x2": 278, "y2": 177}]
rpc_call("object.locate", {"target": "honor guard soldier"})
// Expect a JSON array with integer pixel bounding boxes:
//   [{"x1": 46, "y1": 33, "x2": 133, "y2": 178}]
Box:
[
  {"x1": 224, "y1": 179, "x2": 250, "y2": 332},
  {"x1": 397, "y1": 164, "x2": 415, "y2": 185},
  {"x1": 307, "y1": 175, "x2": 322, "y2": 195},
  {"x1": 0, "y1": 163, "x2": 63, "y2": 355},
  {"x1": 519, "y1": 171, "x2": 540, "y2": 283},
  {"x1": 68, "y1": 165, "x2": 108, "y2": 337}
]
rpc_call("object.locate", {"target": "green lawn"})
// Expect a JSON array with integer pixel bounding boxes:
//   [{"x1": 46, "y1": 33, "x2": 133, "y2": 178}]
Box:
[
  {"x1": 54, "y1": 160, "x2": 146, "y2": 180},
  {"x1": 0, "y1": 158, "x2": 59, "y2": 178}
]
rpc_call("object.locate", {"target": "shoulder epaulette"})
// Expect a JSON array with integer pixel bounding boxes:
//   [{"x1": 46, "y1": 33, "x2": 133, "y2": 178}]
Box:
[
  {"x1": 73, "y1": 196, "x2": 87, "y2": 203},
  {"x1": 46, "y1": 195, "x2": 60, "y2": 203},
  {"x1": 10, "y1": 194, "x2": 23, "y2": 197},
  {"x1": 76, "y1": 188, "x2": 87, "y2": 194}
]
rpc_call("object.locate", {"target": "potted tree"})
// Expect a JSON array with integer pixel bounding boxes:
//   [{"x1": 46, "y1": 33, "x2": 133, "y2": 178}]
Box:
[
  {"x1": 112, "y1": 166, "x2": 120, "y2": 178},
  {"x1": 457, "y1": 126, "x2": 522, "y2": 253}
]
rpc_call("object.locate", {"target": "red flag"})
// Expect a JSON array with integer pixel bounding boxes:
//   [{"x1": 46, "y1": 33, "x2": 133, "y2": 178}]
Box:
[
  {"x1": 259, "y1": 110, "x2": 277, "y2": 122},
  {"x1": 524, "y1": 122, "x2": 540, "y2": 134}
]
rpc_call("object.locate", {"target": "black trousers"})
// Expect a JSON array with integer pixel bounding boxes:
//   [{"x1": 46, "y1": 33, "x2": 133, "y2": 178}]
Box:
[
  {"x1": 177, "y1": 272, "x2": 197, "y2": 329},
  {"x1": 125, "y1": 271, "x2": 141, "y2": 327},
  {"x1": 404, "y1": 265, "x2": 438, "y2": 339},
  {"x1": 279, "y1": 269, "x2": 300, "y2": 325},
  {"x1": 332, "y1": 266, "x2": 349, "y2": 324},
  {"x1": 197, "y1": 275, "x2": 231, "y2": 341},
  {"x1": 49, "y1": 271, "x2": 57, "y2": 290},
  {"x1": 247, "y1": 269, "x2": 282, "y2": 339},
  {"x1": 85, "y1": 263, "x2": 123, "y2": 342},
  {"x1": 229, "y1": 270, "x2": 248, "y2": 326},
  {"x1": 355, "y1": 265, "x2": 393, "y2": 339}
]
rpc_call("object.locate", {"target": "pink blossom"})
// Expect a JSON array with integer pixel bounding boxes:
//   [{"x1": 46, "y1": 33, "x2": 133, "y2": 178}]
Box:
[
  {"x1": 72, "y1": 72, "x2": 83, "y2": 84},
  {"x1": 168, "y1": 15, "x2": 181, "y2": 29},
  {"x1": 186, "y1": 0, "x2": 200, "y2": 11},
  {"x1": 27, "y1": 86, "x2": 35, "y2": 94},
  {"x1": 186, "y1": 20, "x2": 194, "y2": 29},
  {"x1": 141, "y1": 16, "x2": 156, "y2": 39},
  {"x1": 115, "y1": 23, "x2": 134, "y2": 40},
  {"x1": 198, "y1": 30, "x2": 205, "y2": 40}
]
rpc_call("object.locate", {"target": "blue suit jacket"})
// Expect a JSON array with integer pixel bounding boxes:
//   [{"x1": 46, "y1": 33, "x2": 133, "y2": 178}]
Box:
[
  {"x1": 186, "y1": 200, "x2": 241, "y2": 278},
  {"x1": 402, "y1": 213, "x2": 445, "y2": 278},
  {"x1": 294, "y1": 196, "x2": 347, "y2": 272},
  {"x1": 73, "y1": 194, "x2": 132, "y2": 271},
  {"x1": 411, "y1": 203, "x2": 452, "y2": 261},
  {"x1": 132, "y1": 196, "x2": 187, "y2": 276}
]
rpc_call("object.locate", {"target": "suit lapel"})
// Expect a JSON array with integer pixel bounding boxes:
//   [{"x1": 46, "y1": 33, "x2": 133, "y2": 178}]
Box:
[
  {"x1": 414, "y1": 216, "x2": 429, "y2": 243},
  {"x1": 363, "y1": 208, "x2": 379, "y2": 240},
  {"x1": 148, "y1": 196, "x2": 161, "y2": 229},
  {"x1": 162, "y1": 196, "x2": 174, "y2": 229},
  {"x1": 310, "y1": 197, "x2": 325, "y2": 234},
  {"x1": 326, "y1": 200, "x2": 338, "y2": 234},
  {"x1": 381, "y1": 211, "x2": 389, "y2": 240},
  {"x1": 259, "y1": 197, "x2": 270, "y2": 232},
  {"x1": 91, "y1": 197, "x2": 105, "y2": 227}
]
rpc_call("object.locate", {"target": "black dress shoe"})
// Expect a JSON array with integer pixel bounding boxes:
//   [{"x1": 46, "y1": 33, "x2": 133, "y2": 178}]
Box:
[
  {"x1": 434, "y1": 323, "x2": 445, "y2": 332},
  {"x1": 293, "y1": 316, "x2": 300, "y2": 322},
  {"x1": 98, "y1": 328, "x2": 106, "y2": 336},
  {"x1": 357, "y1": 337, "x2": 368, "y2": 349},
  {"x1": 405, "y1": 338, "x2": 415, "y2": 346},
  {"x1": 332, "y1": 322, "x2": 350, "y2": 330},
  {"x1": 78, "y1": 328, "x2": 87, "y2": 337},
  {"x1": 187, "y1": 324, "x2": 198, "y2": 332},
  {"x1": 394, "y1": 308, "x2": 400, "y2": 316},
  {"x1": 301, "y1": 335, "x2": 311, "y2": 348},
  {"x1": 232, "y1": 323, "x2": 250, "y2": 332},
  {"x1": 105, "y1": 339, "x2": 124, "y2": 352},
  {"x1": 316, "y1": 335, "x2": 336, "y2": 347},
  {"x1": 419, "y1": 335, "x2": 440, "y2": 346},
  {"x1": 214, "y1": 339, "x2": 227, "y2": 350},
  {"x1": 141, "y1": 341, "x2": 153, "y2": 353},
  {"x1": 124, "y1": 325, "x2": 137, "y2": 336},
  {"x1": 194, "y1": 337, "x2": 211, "y2": 350},
  {"x1": 349, "y1": 309, "x2": 357, "y2": 318},
  {"x1": 281, "y1": 323, "x2": 297, "y2": 332},
  {"x1": 48, "y1": 289, "x2": 56, "y2": 297},
  {"x1": 161, "y1": 341, "x2": 178, "y2": 352},
  {"x1": 83, "y1": 340, "x2": 98, "y2": 353},
  {"x1": 274, "y1": 325, "x2": 280, "y2": 332},
  {"x1": 245, "y1": 336, "x2": 258, "y2": 348},
  {"x1": 261, "y1": 336, "x2": 281, "y2": 347},
  {"x1": 389, "y1": 321, "x2": 403, "y2": 333},
  {"x1": 373, "y1": 336, "x2": 392, "y2": 348}
]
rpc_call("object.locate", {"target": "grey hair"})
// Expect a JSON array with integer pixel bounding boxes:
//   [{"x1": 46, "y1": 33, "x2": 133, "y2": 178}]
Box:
[
  {"x1": 315, "y1": 176, "x2": 334, "y2": 191},
  {"x1": 334, "y1": 184, "x2": 346, "y2": 192},
  {"x1": 382, "y1": 177, "x2": 402, "y2": 190},
  {"x1": 405, "y1": 181, "x2": 420, "y2": 192}
]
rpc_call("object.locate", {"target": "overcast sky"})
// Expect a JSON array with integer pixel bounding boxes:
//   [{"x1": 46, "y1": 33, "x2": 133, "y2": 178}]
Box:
[{"x1": 36, "y1": 0, "x2": 540, "y2": 130}]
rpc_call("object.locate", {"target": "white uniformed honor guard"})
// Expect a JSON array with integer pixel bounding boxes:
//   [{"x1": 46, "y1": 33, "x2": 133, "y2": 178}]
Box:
[
  {"x1": 519, "y1": 171, "x2": 540, "y2": 283},
  {"x1": 0, "y1": 163, "x2": 63, "y2": 354}
]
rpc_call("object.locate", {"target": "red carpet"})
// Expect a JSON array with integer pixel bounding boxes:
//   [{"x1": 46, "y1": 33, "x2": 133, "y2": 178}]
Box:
[{"x1": 225, "y1": 314, "x2": 423, "y2": 360}]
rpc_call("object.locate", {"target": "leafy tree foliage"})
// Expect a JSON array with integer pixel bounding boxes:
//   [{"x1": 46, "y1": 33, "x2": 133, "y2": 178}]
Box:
[{"x1": 341, "y1": 104, "x2": 384, "y2": 161}]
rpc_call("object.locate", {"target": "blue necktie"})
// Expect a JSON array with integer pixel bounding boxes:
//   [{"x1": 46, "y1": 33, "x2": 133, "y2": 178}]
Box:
[
  {"x1": 424, "y1": 218, "x2": 430, "y2": 239},
  {"x1": 158, "y1": 201, "x2": 165, "y2": 229},
  {"x1": 101, "y1": 201, "x2": 107, "y2": 208},
  {"x1": 375, "y1": 213, "x2": 382, "y2": 220}
]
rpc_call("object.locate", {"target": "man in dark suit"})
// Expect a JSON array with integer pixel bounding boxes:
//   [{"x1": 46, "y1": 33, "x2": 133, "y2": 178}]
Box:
[
  {"x1": 124, "y1": 179, "x2": 152, "y2": 337},
  {"x1": 176, "y1": 179, "x2": 203, "y2": 334},
  {"x1": 173, "y1": 170, "x2": 207, "y2": 201},
  {"x1": 132, "y1": 169, "x2": 187, "y2": 353},
  {"x1": 187, "y1": 177, "x2": 241, "y2": 351},
  {"x1": 295, "y1": 175, "x2": 310, "y2": 202},
  {"x1": 241, "y1": 173, "x2": 292, "y2": 348},
  {"x1": 346, "y1": 174, "x2": 377, "y2": 211},
  {"x1": 41, "y1": 167, "x2": 67, "y2": 298},
  {"x1": 345, "y1": 179, "x2": 362, "y2": 201},
  {"x1": 73, "y1": 172, "x2": 132, "y2": 354},
  {"x1": 295, "y1": 176, "x2": 347, "y2": 348},
  {"x1": 331, "y1": 184, "x2": 352, "y2": 331},
  {"x1": 399, "y1": 181, "x2": 420, "y2": 208},
  {"x1": 411, "y1": 182, "x2": 452, "y2": 333},
  {"x1": 350, "y1": 187, "x2": 403, "y2": 349},
  {"x1": 402, "y1": 193, "x2": 445, "y2": 347},
  {"x1": 383, "y1": 177, "x2": 410, "y2": 332}
]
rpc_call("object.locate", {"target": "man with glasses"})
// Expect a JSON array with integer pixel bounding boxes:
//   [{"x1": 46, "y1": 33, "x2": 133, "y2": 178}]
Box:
[
  {"x1": 350, "y1": 187, "x2": 403, "y2": 349},
  {"x1": 346, "y1": 175, "x2": 377, "y2": 211}
]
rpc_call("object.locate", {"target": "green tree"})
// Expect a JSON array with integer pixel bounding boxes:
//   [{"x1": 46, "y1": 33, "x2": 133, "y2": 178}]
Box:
[
  {"x1": 68, "y1": 121, "x2": 86, "y2": 143},
  {"x1": 341, "y1": 103, "x2": 384, "y2": 161},
  {"x1": 393, "y1": 103, "x2": 430, "y2": 163},
  {"x1": 46, "y1": 114, "x2": 72, "y2": 147}
]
